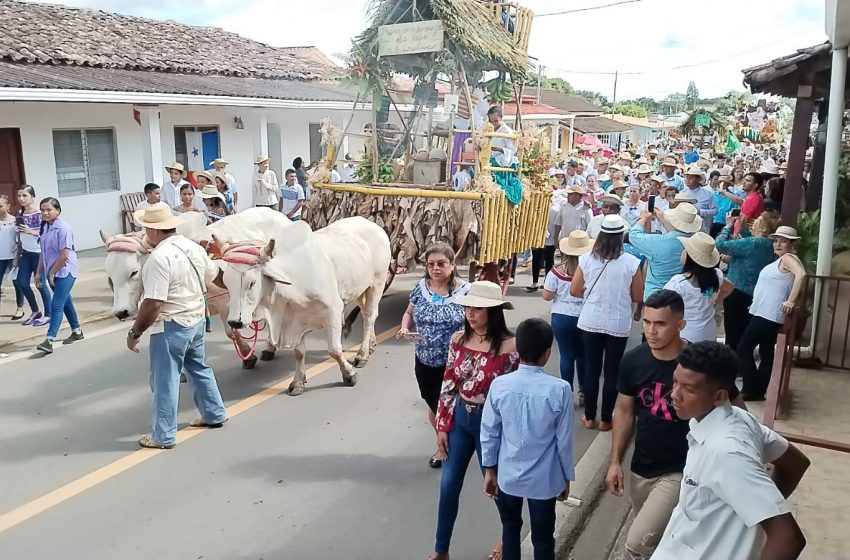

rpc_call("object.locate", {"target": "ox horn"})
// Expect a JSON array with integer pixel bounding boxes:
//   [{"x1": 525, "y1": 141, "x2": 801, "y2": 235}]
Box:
[
  {"x1": 264, "y1": 239, "x2": 276, "y2": 259},
  {"x1": 100, "y1": 230, "x2": 110, "y2": 245}
]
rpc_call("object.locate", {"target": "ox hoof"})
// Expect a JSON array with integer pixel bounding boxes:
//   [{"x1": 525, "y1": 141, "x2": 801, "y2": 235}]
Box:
[
  {"x1": 343, "y1": 373, "x2": 358, "y2": 387},
  {"x1": 350, "y1": 355, "x2": 369, "y2": 369},
  {"x1": 288, "y1": 382, "x2": 306, "y2": 396},
  {"x1": 260, "y1": 350, "x2": 276, "y2": 361},
  {"x1": 242, "y1": 355, "x2": 258, "y2": 370}
]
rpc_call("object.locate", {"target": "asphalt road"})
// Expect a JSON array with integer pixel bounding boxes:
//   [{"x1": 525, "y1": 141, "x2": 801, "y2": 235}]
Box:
[{"x1": 0, "y1": 273, "x2": 607, "y2": 560}]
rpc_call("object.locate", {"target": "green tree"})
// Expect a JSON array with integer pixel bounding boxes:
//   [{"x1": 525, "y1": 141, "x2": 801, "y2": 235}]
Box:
[
  {"x1": 573, "y1": 89, "x2": 609, "y2": 108},
  {"x1": 613, "y1": 103, "x2": 648, "y2": 118},
  {"x1": 527, "y1": 75, "x2": 574, "y2": 94},
  {"x1": 714, "y1": 90, "x2": 752, "y2": 118},
  {"x1": 685, "y1": 81, "x2": 699, "y2": 111}
]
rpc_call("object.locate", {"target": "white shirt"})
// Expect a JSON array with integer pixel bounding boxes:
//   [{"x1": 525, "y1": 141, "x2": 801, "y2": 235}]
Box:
[
  {"x1": 0, "y1": 216, "x2": 17, "y2": 260},
  {"x1": 576, "y1": 251, "x2": 640, "y2": 337},
  {"x1": 543, "y1": 267, "x2": 583, "y2": 317},
  {"x1": 453, "y1": 169, "x2": 471, "y2": 192},
  {"x1": 652, "y1": 403, "x2": 790, "y2": 560},
  {"x1": 684, "y1": 186, "x2": 718, "y2": 233},
  {"x1": 254, "y1": 170, "x2": 279, "y2": 206},
  {"x1": 160, "y1": 179, "x2": 190, "y2": 215},
  {"x1": 340, "y1": 164, "x2": 358, "y2": 183},
  {"x1": 492, "y1": 122, "x2": 517, "y2": 168},
  {"x1": 663, "y1": 270, "x2": 724, "y2": 343},
  {"x1": 620, "y1": 200, "x2": 645, "y2": 227},
  {"x1": 141, "y1": 235, "x2": 218, "y2": 332},
  {"x1": 331, "y1": 169, "x2": 342, "y2": 183},
  {"x1": 750, "y1": 260, "x2": 794, "y2": 324},
  {"x1": 555, "y1": 201, "x2": 593, "y2": 241}
]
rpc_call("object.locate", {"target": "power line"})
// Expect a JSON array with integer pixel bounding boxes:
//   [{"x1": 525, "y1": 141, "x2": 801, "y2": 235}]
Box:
[{"x1": 536, "y1": 0, "x2": 642, "y2": 17}]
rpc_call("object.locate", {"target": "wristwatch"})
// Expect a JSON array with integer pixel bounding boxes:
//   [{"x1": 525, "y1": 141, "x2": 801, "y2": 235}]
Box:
[{"x1": 127, "y1": 328, "x2": 143, "y2": 340}]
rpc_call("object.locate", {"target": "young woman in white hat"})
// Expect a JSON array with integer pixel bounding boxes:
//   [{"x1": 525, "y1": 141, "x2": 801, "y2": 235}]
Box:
[
  {"x1": 663, "y1": 232, "x2": 734, "y2": 343},
  {"x1": 197, "y1": 183, "x2": 230, "y2": 223},
  {"x1": 543, "y1": 230, "x2": 594, "y2": 406},
  {"x1": 429, "y1": 281, "x2": 518, "y2": 560},
  {"x1": 736, "y1": 226, "x2": 806, "y2": 401},
  {"x1": 570, "y1": 215, "x2": 643, "y2": 431}
]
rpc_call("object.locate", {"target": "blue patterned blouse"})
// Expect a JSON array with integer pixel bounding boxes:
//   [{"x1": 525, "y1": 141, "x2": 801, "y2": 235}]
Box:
[
  {"x1": 410, "y1": 278, "x2": 470, "y2": 367},
  {"x1": 716, "y1": 226, "x2": 776, "y2": 296}
]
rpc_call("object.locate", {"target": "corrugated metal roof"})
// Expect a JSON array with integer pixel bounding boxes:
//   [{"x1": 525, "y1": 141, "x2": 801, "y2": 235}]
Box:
[
  {"x1": 572, "y1": 116, "x2": 631, "y2": 134},
  {"x1": 0, "y1": 61, "x2": 357, "y2": 102},
  {"x1": 539, "y1": 89, "x2": 604, "y2": 115}
]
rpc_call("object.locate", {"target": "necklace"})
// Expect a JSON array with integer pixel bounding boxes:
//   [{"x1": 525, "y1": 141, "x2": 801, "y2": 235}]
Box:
[{"x1": 473, "y1": 329, "x2": 488, "y2": 343}]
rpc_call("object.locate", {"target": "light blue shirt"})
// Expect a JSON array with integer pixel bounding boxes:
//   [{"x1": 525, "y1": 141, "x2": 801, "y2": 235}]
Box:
[
  {"x1": 481, "y1": 364, "x2": 575, "y2": 500},
  {"x1": 629, "y1": 225, "x2": 689, "y2": 300},
  {"x1": 662, "y1": 173, "x2": 685, "y2": 192},
  {"x1": 685, "y1": 186, "x2": 719, "y2": 232}
]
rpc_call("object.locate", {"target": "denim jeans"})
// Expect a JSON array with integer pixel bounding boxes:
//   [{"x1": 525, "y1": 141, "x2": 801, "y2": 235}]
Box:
[
  {"x1": 47, "y1": 275, "x2": 80, "y2": 338},
  {"x1": 0, "y1": 259, "x2": 23, "y2": 307},
  {"x1": 496, "y1": 491, "x2": 557, "y2": 560},
  {"x1": 435, "y1": 398, "x2": 487, "y2": 554},
  {"x1": 13, "y1": 250, "x2": 51, "y2": 314},
  {"x1": 551, "y1": 313, "x2": 584, "y2": 391},
  {"x1": 149, "y1": 320, "x2": 227, "y2": 445}
]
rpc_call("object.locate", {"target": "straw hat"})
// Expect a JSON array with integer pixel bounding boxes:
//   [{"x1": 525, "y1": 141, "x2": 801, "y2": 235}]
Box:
[
  {"x1": 636, "y1": 163, "x2": 653, "y2": 174},
  {"x1": 549, "y1": 167, "x2": 565, "y2": 177},
  {"x1": 255, "y1": 155, "x2": 270, "y2": 165},
  {"x1": 209, "y1": 158, "x2": 229, "y2": 167},
  {"x1": 134, "y1": 202, "x2": 184, "y2": 230},
  {"x1": 165, "y1": 162, "x2": 186, "y2": 175},
  {"x1": 609, "y1": 164, "x2": 624, "y2": 172},
  {"x1": 648, "y1": 148, "x2": 659, "y2": 155},
  {"x1": 660, "y1": 158, "x2": 677, "y2": 167},
  {"x1": 453, "y1": 281, "x2": 514, "y2": 309},
  {"x1": 636, "y1": 157, "x2": 649, "y2": 165},
  {"x1": 665, "y1": 202, "x2": 703, "y2": 233},
  {"x1": 759, "y1": 162, "x2": 780, "y2": 175},
  {"x1": 618, "y1": 152, "x2": 633, "y2": 161},
  {"x1": 684, "y1": 165, "x2": 704, "y2": 177},
  {"x1": 599, "y1": 214, "x2": 628, "y2": 234},
  {"x1": 598, "y1": 194, "x2": 623, "y2": 206},
  {"x1": 597, "y1": 157, "x2": 610, "y2": 165},
  {"x1": 197, "y1": 185, "x2": 223, "y2": 199},
  {"x1": 649, "y1": 175, "x2": 667, "y2": 184},
  {"x1": 679, "y1": 232, "x2": 720, "y2": 268},
  {"x1": 196, "y1": 170, "x2": 215, "y2": 184},
  {"x1": 609, "y1": 179, "x2": 628, "y2": 192},
  {"x1": 559, "y1": 230, "x2": 595, "y2": 256},
  {"x1": 770, "y1": 226, "x2": 800, "y2": 240},
  {"x1": 674, "y1": 191, "x2": 697, "y2": 203},
  {"x1": 565, "y1": 185, "x2": 587, "y2": 195}
]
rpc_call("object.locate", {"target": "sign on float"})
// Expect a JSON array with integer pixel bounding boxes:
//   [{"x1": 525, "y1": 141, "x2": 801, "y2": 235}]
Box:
[{"x1": 378, "y1": 20, "x2": 445, "y2": 57}]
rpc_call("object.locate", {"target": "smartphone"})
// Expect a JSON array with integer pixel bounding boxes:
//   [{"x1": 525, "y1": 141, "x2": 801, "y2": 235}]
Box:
[
  {"x1": 731, "y1": 209, "x2": 741, "y2": 217},
  {"x1": 402, "y1": 332, "x2": 424, "y2": 342},
  {"x1": 647, "y1": 195, "x2": 655, "y2": 213},
  {"x1": 15, "y1": 215, "x2": 24, "y2": 226}
]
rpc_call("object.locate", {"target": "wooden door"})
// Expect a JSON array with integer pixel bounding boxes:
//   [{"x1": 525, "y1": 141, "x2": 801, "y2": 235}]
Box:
[{"x1": 0, "y1": 129, "x2": 25, "y2": 209}]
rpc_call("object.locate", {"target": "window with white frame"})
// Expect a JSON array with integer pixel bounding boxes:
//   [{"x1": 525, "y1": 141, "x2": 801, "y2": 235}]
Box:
[
  {"x1": 596, "y1": 133, "x2": 611, "y2": 145},
  {"x1": 52, "y1": 128, "x2": 119, "y2": 196}
]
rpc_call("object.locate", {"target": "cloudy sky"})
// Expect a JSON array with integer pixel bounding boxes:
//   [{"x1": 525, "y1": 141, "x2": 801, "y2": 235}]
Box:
[{"x1": 27, "y1": 0, "x2": 827, "y2": 100}]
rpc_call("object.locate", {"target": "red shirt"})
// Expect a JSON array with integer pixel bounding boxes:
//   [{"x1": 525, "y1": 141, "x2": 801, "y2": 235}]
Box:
[
  {"x1": 736, "y1": 191, "x2": 765, "y2": 235},
  {"x1": 435, "y1": 339, "x2": 520, "y2": 432}
]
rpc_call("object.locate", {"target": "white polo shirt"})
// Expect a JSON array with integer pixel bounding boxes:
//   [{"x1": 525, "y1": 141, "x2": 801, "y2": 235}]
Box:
[
  {"x1": 651, "y1": 402, "x2": 790, "y2": 560},
  {"x1": 142, "y1": 235, "x2": 218, "y2": 332}
]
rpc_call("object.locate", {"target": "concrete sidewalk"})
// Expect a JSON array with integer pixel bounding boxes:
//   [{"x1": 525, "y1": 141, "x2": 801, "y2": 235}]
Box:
[{"x1": 0, "y1": 247, "x2": 113, "y2": 353}]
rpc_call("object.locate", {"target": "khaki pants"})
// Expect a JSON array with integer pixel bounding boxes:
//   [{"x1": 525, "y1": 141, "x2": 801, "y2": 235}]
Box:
[{"x1": 625, "y1": 471, "x2": 682, "y2": 559}]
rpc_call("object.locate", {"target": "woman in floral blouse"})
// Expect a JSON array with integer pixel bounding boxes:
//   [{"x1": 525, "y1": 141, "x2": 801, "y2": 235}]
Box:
[
  {"x1": 397, "y1": 244, "x2": 469, "y2": 469},
  {"x1": 428, "y1": 281, "x2": 519, "y2": 560}
]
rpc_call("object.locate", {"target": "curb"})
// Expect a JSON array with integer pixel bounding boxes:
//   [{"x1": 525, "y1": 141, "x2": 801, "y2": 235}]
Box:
[
  {"x1": 0, "y1": 311, "x2": 115, "y2": 353},
  {"x1": 519, "y1": 430, "x2": 612, "y2": 559}
]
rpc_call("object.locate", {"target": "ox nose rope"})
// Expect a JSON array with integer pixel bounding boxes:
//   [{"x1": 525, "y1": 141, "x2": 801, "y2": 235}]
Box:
[{"x1": 219, "y1": 241, "x2": 270, "y2": 362}]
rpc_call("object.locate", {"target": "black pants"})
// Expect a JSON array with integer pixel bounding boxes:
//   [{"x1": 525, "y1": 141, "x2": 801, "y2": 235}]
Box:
[
  {"x1": 737, "y1": 315, "x2": 781, "y2": 398},
  {"x1": 724, "y1": 289, "x2": 753, "y2": 351},
  {"x1": 530, "y1": 246, "x2": 557, "y2": 284},
  {"x1": 581, "y1": 331, "x2": 628, "y2": 423},
  {"x1": 709, "y1": 222, "x2": 725, "y2": 238},
  {"x1": 496, "y1": 491, "x2": 556, "y2": 560}
]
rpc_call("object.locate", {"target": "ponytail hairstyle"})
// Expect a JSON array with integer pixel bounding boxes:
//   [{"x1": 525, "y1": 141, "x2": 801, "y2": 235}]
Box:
[
  {"x1": 38, "y1": 197, "x2": 61, "y2": 236},
  {"x1": 16, "y1": 184, "x2": 36, "y2": 216}
]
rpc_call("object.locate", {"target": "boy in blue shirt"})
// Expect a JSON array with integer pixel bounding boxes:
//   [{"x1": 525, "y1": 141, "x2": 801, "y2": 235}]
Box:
[{"x1": 481, "y1": 318, "x2": 575, "y2": 560}]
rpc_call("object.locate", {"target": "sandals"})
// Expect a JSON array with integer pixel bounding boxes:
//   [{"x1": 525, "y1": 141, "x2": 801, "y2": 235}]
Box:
[
  {"x1": 581, "y1": 415, "x2": 596, "y2": 430},
  {"x1": 488, "y1": 542, "x2": 503, "y2": 560},
  {"x1": 138, "y1": 435, "x2": 174, "y2": 449},
  {"x1": 189, "y1": 417, "x2": 227, "y2": 428}
]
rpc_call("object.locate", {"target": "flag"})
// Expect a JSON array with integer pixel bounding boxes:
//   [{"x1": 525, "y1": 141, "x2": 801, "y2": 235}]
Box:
[
  {"x1": 185, "y1": 130, "x2": 220, "y2": 171},
  {"x1": 725, "y1": 129, "x2": 741, "y2": 156}
]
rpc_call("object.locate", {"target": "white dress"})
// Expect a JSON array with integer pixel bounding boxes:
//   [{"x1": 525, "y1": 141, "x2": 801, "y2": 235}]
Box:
[{"x1": 664, "y1": 269, "x2": 725, "y2": 342}]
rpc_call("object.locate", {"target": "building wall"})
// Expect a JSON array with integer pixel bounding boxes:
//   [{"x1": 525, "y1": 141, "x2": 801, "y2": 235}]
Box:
[{"x1": 0, "y1": 101, "x2": 369, "y2": 250}]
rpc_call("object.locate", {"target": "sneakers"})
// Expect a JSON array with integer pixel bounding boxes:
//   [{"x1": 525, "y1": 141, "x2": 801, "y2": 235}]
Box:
[
  {"x1": 32, "y1": 316, "x2": 50, "y2": 327},
  {"x1": 525, "y1": 284, "x2": 539, "y2": 292},
  {"x1": 22, "y1": 311, "x2": 42, "y2": 326},
  {"x1": 63, "y1": 331, "x2": 84, "y2": 345},
  {"x1": 36, "y1": 338, "x2": 53, "y2": 354}
]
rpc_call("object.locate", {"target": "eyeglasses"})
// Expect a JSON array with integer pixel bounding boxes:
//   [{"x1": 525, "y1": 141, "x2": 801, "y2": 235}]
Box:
[{"x1": 427, "y1": 261, "x2": 450, "y2": 269}]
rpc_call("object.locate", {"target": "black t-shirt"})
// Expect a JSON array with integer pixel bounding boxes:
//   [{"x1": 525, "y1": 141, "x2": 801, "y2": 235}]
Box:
[{"x1": 618, "y1": 342, "x2": 738, "y2": 479}]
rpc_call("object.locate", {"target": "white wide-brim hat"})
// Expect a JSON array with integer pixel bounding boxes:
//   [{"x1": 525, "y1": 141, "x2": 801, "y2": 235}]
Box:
[
  {"x1": 665, "y1": 202, "x2": 703, "y2": 234},
  {"x1": 770, "y1": 226, "x2": 800, "y2": 240},
  {"x1": 559, "y1": 230, "x2": 595, "y2": 256},
  {"x1": 197, "y1": 185, "x2": 223, "y2": 199},
  {"x1": 599, "y1": 214, "x2": 628, "y2": 234},
  {"x1": 134, "y1": 202, "x2": 184, "y2": 230},
  {"x1": 679, "y1": 231, "x2": 720, "y2": 268},
  {"x1": 453, "y1": 281, "x2": 514, "y2": 309}
]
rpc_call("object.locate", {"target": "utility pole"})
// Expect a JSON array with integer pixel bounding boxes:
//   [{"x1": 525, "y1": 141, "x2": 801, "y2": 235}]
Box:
[
  {"x1": 536, "y1": 65, "x2": 544, "y2": 104},
  {"x1": 610, "y1": 71, "x2": 619, "y2": 149}
]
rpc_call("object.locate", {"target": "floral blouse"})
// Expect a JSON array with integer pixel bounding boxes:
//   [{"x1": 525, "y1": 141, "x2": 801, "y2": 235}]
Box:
[
  {"x1": 435, "y1": 338, "x2": 520, "y2": 432},
  {"x1": 410, "y1": 279, "x2": 469, "y2": 367}
]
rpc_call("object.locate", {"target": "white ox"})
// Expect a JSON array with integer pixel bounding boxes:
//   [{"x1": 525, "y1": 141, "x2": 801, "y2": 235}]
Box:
[
  {"x1": 101, "y1": 209, "x2": 288, "y2": 369},
  {"x1": 215, "y1": 216, "x2": 391, "y2": 395}
]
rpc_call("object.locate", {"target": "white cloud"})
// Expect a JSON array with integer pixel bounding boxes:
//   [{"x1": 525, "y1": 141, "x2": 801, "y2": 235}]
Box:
[{"x1": 23, "y1": 0, "x2": 828, "y2": 100}]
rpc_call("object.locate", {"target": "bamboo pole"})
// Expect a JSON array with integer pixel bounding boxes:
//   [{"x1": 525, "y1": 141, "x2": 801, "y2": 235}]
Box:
[
  {"x1": 371, "y1": 90, "x2": 380, "y2": 183},
  {"x1": 335, "y1": 90, "x2": 362, "y2": 166},
  {"x1": 313, "y1": 182, "x2": 484, "y2": 200},
  {"x1": 457, "y1": 57, "x2": 480, "y2": 178}
]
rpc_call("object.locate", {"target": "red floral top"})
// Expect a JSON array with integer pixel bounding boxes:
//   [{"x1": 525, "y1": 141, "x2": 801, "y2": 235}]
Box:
[{"x1": 435, "y1": 338, "x2": 521, "y2": 432}]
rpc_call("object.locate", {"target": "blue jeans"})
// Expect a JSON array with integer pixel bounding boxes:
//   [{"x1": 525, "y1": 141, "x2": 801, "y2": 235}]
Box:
[
  {"x1": 149, "y1": 320, "x2": 227, "y2": 445},
  {"x1": 551, "y1": 313, "x2": 585, "y2": 392},
  {"x1": 13, "y1": 250, "x2": 51, "y2": 314},
  {"x1": 0, "y1": 259, "x2": 23, "y2": 307},
  {"x1": 435, "y1": 398, "x2": 486, "y2": 554},
  {"x1": 47, "y1": 275, "x2": 80, "y2": 338},
  {"x1": 496, "y1": 491, "x2": 557, "y2": 560}
]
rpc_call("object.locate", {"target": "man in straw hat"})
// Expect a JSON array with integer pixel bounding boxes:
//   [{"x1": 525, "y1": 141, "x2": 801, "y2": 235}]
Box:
[
  {"x1": 553, "y1": 185, "x2": 593, "y2": 246},
  {"x1": 586, "y1": 194, "x2": 624, "y2": 239},
  {"x1": 209, "y1": 158, "x2": 239, "y2": 211},
  {"x1": 127, "y1": 203, "x2": 228, "y2": 449},
  {"x1": 161, "y1": 162, "x2": 191, "y2": 213},
  {"x1": 629, "y1": 203, "x2": 703, "y2": 302},
  {"x1": 683, "y1": 166, "x2": 718, "y2": 233},
  {"x1": 659, "y1": 158, "x2": 685, "y2": 193},
  {"x1": 253, "y1": 156, "x2": 279, "y2": 209}
]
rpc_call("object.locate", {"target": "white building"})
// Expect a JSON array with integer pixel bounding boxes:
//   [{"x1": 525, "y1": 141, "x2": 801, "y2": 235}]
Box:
[
  {"x1": 606, "y1": 114, "x2": 679, "y2": 148},
  {"x1": 0, "y1": 0, "x2": 369, "y2": 249}
]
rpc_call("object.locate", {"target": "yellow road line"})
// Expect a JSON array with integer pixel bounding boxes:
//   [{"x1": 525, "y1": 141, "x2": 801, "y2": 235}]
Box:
[{"x1": 0, "y1": 326, "x2": 399, "y2": 534}]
